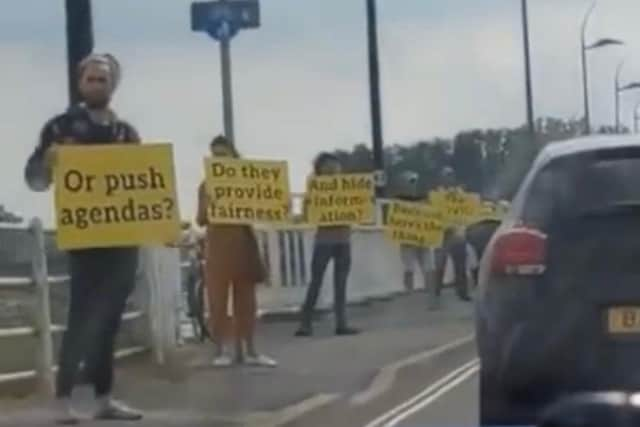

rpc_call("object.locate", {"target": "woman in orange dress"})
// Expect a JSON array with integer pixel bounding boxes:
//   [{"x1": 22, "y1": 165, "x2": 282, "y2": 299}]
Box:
[{"x1": 196, "y1": 135, "x2": 277, "y2": 367}]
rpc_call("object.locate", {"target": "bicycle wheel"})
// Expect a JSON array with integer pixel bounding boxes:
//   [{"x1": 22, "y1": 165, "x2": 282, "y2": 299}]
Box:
[
  {"x1": 189, "y1": 310, "x2": 203, "y2": 343},
  {"x1": 193, "y1": 277, "x2": 210, "y2": 342}
]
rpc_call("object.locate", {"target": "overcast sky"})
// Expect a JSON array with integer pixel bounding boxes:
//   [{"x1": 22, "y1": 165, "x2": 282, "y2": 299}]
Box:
[{"x1": 2, "y1": 0, "x2": 640, "y2": 226}]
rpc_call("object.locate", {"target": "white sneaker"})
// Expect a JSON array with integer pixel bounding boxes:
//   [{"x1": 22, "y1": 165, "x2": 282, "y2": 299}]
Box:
[
  {"x1": 245, "y1": 354, "x2": 278, "y2": 367},
  {"x1": 52, "y1": 398, "x2": 81, "y2": 425},
  {"x1": 94, "y1": 398, "x2": 143, "y2": 421},
  {"x1": 212, "y1": 354, "x2": 233, "y2": 367}
]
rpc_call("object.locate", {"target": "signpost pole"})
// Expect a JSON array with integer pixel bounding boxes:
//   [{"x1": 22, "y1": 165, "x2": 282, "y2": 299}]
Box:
[
  {"x1": 65, "y1": 0, "x2": 94, "y2": 106},
  {"x1": 220, "y1": 35, "x2": 235, "y2": 144},
  {"x1": 191, "y1": 0, "x2": 260, "y2": 148},
  {"x1": 366, "y1": 0, "x2": 385, "y2": 196}
]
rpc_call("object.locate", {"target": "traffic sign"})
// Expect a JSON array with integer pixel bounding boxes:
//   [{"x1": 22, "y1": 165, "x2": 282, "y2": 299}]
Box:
[
  {"x1": 191, "y1": 0, "x2": 260, "y2": 42},
  {"x1": 374, "y1": 169, "x2": 387, "y2": 187}
]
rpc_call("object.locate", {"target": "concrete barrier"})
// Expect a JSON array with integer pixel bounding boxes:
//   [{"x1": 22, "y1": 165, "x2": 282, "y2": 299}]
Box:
[
  {"x1": 252, "y1": 225, "x2": 406, "y2": 317},
  {"x1": 176, "y1": 200, "x2": 409, "y2": 327}
]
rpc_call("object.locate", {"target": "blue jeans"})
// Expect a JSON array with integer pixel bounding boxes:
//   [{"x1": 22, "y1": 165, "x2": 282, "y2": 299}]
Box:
[
  {"x1": 436, "y1": 230, "x2": 469, "y2": 299},
  {"x1": 299, "y1": 242, "x2": 352, "y2": 329}
]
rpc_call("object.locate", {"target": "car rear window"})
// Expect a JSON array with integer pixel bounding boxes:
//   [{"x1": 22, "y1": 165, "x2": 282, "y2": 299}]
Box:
[{"x1": 522, "y1": 147, "x2": 640, "y2": 228}]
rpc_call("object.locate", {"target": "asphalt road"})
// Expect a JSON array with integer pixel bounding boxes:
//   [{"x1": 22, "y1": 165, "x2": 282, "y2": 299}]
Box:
[
  {"x1": 389, "y1": 364, "x2": 479, "y2": 427},
  {"x1": 0, "y1": 292, "x2": 476, "y2": 427},
  {"x1": 288, "y1": 333, "x2": 480, "y2": 427}
]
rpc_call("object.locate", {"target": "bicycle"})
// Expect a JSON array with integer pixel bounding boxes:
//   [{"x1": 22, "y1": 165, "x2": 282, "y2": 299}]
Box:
[{"x1": 185, "y1": 256, "x2": 210, "y2": 342}]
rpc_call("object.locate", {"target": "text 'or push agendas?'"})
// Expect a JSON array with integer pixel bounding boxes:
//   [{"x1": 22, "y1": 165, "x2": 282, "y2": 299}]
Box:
[
  {"x1": 54, "y1": 143, "x2": 181, "y2": 250},
  {"x1": 384, "y1": 201, "x2": 444, "y2": 248},
  {"x1": 305, "y1": 174, "x2": 375, "y2": 226},
  {"x1": 204, "y1": 157, "x2": 290, "y2": 225}
]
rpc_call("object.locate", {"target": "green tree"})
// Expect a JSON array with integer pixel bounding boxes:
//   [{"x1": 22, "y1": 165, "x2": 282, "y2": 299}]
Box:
[
  {"x1": 452, "y1": 130, "x2": 485, "y2": 193},
  {"x1": 0, "y1": 205, "x2": 23, "y2": 224},
  {"x1": 483, "y1": 129, "x2": 508, "y2": 197},
  {"x1": 324, "y1": 115, "x2": 593, "y2": 202}
]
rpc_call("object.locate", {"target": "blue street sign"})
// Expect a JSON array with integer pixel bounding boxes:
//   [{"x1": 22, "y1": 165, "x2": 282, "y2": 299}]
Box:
[{"x1": 191, "y1": 1, "x2": 260, "y2": 42}]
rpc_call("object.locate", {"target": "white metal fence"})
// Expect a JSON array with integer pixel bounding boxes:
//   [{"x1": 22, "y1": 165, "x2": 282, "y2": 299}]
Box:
[
  {"x1": 2, "y1": 199, "x2": 448, "y2": 392},
  {"x1": 0, "y1": 219, "x2": 148, "y2": 393}
]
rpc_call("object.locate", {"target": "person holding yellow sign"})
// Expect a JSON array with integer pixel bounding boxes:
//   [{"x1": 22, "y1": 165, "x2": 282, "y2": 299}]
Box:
[
  {"x1": 197, "y1": 135, "x2": 276, "y2": 368},
  {"x1": 393, "y1": 171, "x2": 438, "y2": 298},
  {"x1": 432, "y1": 167, "x2": 471, "y2": 302},
  {"x1": 24, "y1": 53, "x2": 143, "y2": 423},
  {"x1": 295, "y1": 153, "x2": 360, "y2": 337}
]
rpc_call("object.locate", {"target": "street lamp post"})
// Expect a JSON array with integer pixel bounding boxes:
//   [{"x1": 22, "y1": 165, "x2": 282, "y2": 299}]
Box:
[
  {"x1": 365, "y1": 0, "x2": 385, "y2": 195},
  {"x1": 521, "y1": 0, "x2": 535, "y2": 140},
  {"x1": 65, "y1": 0, "x2": 94, "y2": 106},
  {"x1": 616, "y1": 81, "x2": 640, "y2": 132},
  {"x1": 581, "y1": 1, "x2": 624, "y2": 134},
  {"x1": 581, "y1": 1, "x2": 596, "y2": 134},
  {"x1": 614, "y1": 60, "x2": 640, "y2": 133},
  {"x1": 219, "y1": 22, "x2": 235, "y2": 144},
  {"x1": 615, "y1": 59, "x2": 625, "y2": 133}
]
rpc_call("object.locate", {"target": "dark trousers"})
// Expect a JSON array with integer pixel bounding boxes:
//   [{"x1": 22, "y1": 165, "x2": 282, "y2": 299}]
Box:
[
  {"x1": 435, "y1": 232, "x2": 469, "y2": 300},
  {"x1": 56, "y1": 247, "x2": 138, "y2": 398},
  {"x1": 300, "y1": 242, "x2": 351, "y2": 329}
]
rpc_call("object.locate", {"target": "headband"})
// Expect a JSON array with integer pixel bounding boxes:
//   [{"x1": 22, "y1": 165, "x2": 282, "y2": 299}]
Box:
[{"x1": 78, "y1": 53, "x2": 122, "y2": 92}]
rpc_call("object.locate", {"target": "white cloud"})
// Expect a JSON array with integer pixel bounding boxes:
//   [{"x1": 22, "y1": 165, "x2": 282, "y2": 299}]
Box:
[{"x1": 0, "y1": 43, "x2": 67, "y2": 226}]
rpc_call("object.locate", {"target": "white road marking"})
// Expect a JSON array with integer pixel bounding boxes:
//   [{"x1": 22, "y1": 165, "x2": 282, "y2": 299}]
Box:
[
  {"x1": 245, "y1": 393, "x2": 341, "y2": 427},
  {"x1": 350, "y1": 334, "x2": 475, "y2": 406},
  {"x1": 384, "y1": 362, "x2": 479, "y2": 427},
  {"x1": 364, "y1": 358, "x2": 479, "y2": 427}
]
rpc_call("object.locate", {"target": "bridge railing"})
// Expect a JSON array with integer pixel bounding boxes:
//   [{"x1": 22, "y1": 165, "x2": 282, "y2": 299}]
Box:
[
  {"x1": 0, "y1": 220, "x2": 148, "y2": 393},
  {"x1": 175, "y1": 197, "x2": 401, "y2": 334},
  {"x1": 251, "y1": 198, "x2": 402, "y2": 315},
  {"x1": 1, "y1": 198, "x2": 413, "y2": 392}
]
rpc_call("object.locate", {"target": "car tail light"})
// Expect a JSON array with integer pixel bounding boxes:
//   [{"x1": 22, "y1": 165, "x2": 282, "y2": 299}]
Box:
[{"x1": 491, "y1": 227, "x2": 547, "y2": 275}]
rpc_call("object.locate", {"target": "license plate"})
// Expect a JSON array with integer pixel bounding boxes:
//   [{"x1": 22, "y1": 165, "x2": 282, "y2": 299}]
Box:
[{"x1": 608, "y1": 307, "x2": 640, "y2": 334}]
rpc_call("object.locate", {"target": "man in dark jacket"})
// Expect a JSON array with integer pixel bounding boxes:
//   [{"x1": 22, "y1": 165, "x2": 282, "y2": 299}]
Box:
[{"x1": 25, "y1": 53, "x2": 143, "y2": 424}]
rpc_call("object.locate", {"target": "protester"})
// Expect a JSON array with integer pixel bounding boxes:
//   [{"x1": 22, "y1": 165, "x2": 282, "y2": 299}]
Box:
[
  {"x1": 295, "y1": 153, "x2": 359, "y2": 337},
  {"x1": 395, "y1": 172, "x2": 433, "y2": 289},
  {"x1": 394, "y1": 171, "x2": 440, "y2": 309},
  {"x1": 196, "y1": 135, "x2": 277, "y2": 367},
  {"x1": 24, "y1": 53, "x2": 143, "y2": 423},
  {"x1": 433, "y1": 167, "x2": 471, "y2": 301}
]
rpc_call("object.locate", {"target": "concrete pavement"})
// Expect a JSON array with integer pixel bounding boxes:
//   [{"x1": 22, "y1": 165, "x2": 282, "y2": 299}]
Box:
[{"x1": 0, "y1": 290, "x2": 473, "y2": 426}]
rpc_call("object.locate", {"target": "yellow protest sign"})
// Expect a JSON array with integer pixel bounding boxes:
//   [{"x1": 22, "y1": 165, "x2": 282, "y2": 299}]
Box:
[
  {"x1": 204, "y1": 157, "x2": 290, "y2": 225},
  {"x1": 305, "y1": 173, "x2": 375, "y2": 226},
  {"x1": 474, "y1": 202, "x2": 501, "y2": 222},
  {"x1": 496, "y1": 200, "x2": 510, "y2": 218},
  {"x1": 54, "y1": 143, "x2": 180, "y2": 250},
  {"x1": 429, "y1": 187, "x2": 481, "y2": 227},
  {"x1": 473, "y1": 200, "x2": 508, "y2": 222},
  {"x1": 384, "y1": 200, "x2": 444, "y2": 247}
]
